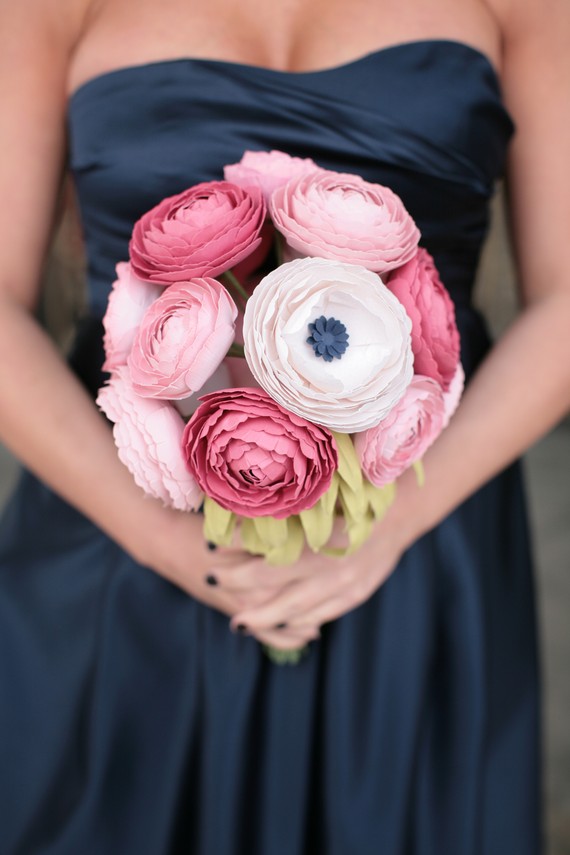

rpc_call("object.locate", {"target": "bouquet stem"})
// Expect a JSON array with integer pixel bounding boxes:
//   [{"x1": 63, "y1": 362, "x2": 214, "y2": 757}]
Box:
[
  {"x1": 263, "y1": 643, "x2": 310, "y2": 665},
  {"x1": 227, "y1": 342, "x2": 246, "y2": 358},
  {"x1": 275, "y1": 232, "x2": 285, "y2": 268},
  {"x1": 222, "y1": 270, "x2": 250, "y2": 305}
]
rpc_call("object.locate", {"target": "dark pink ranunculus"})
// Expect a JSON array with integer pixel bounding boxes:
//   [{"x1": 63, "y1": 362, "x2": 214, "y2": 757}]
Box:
[
  {"x1": 269, "y1": 169, "x2": 420, "y2": 273},
  {"x1": 129, "y1": 181, "x2": 266, "y2": 284},
  {"x1": 386, "y1": 248, "x2": 460, "y2": 391},
  {"x1": 224, "y1": 149, "x2": 319, "y2": 205},
  {"x1": 182, "y1": 388, "x2": 338, "y2": 518},
  {"x1": 96, "y1": 368, "x2": 203, "y2": 512},
  {"x1": 127, "y1": 278, "x2": 238, "y2": 400},
  {"x1": 354, "y1": 375, "x2": 446, "y2": 487},
  {"x1": 102, "y1": 262, "x2": 162, "y2": 371}
]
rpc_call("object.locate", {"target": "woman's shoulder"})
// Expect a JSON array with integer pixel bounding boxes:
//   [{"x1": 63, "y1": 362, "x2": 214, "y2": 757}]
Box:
[
  {"x1": 0, "y1": 0, "x2": 93, "y2": 61},
  {"x1": 482, "y1": 0, "x2": 568, "y2": 49}
]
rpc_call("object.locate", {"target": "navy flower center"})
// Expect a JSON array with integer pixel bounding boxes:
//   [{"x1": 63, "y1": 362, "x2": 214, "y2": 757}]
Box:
[{"x1": 307, "y1": 316, "x2": 349, "y2": 362}]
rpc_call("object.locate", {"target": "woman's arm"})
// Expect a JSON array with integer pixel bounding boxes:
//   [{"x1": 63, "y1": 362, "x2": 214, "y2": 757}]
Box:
[
  {"x1": 0, "y1": 1, "x2": 313, "y2": 651},
  {"x1": 227, "y1": 0, "x2": 570, "y2": 635}
]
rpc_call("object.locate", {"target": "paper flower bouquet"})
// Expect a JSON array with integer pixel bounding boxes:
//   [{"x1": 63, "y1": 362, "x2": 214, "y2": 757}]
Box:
[{"x1": 97, "y1": 150, "x2": 464, "y2": 662}]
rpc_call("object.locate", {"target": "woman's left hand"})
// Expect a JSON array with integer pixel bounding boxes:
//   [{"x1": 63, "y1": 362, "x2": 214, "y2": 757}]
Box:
[{"x1": 224, "y1": 518, "x2": 406, "y2": 643}]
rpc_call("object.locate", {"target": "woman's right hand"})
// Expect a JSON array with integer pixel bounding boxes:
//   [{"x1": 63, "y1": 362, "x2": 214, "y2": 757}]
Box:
[{"x1": 129, "y1": 503, "x2": 322, "y2": 651}]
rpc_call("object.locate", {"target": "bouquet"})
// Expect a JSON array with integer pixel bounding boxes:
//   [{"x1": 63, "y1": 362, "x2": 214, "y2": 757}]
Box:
[{"x1": 97, "y1": 150, "x2": 464, "y2": 664}]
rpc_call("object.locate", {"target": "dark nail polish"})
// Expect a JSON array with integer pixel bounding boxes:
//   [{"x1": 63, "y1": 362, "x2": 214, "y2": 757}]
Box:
[
  {"x1": 236, "y1": 623, "x2": 248, "y2": 634},
  {"x1": 205, "y1": 574, "x2": 218, "y2": 586},
  {"x1": 275, "y1": 622, "x2": 288, "y2": 629},
  {"x1": 206, "y1": 541, "x2": 217, "y2": 551}
]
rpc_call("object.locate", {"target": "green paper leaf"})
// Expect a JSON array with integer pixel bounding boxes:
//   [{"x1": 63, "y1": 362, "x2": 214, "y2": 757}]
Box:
[
  {"x1": 322, "y1": 506, "x2": 374, "y2": 558},
  {"x1": 332, "y1": 432, "x2": 363, "y2": 493},
  {"x1": 265, "y1": 518, "x2": 305, "y2": 565},
  {"x1": 203, "y1": 497, "x2": 237, "y2": 546},
  {"x1": 252, "y1": 515, "x2": 289, "y2": 548},
  {"x1": 240, "y1": 518, "x2": 268, "y2": 556},
  {"x1": 299, "y1": 476, "x2": 339, "y2": 551},
  {"x1": 413, "y1": 459, "x2": 426, "y2": 488},
  {"x1": 262, "y1": 643, "x2": 310, "y2": 665},
  {"x1": 240, "y1": 516, "x2": 305, "y2": 565},
  {"x1": 337, "y1": 477, "x2": 368, "y2": 526},
  {"x1": 364, "y1": 480, "x2": 397, "y2": 521},
  {"x1": 339, "y1": 490, "x2": 374, "y2": 551}
]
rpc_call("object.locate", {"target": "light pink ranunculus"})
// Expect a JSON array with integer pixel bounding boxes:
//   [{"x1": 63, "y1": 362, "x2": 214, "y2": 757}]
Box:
[
  {"x1": 354, "y1": 376, "x2": 446, "y2": 487},
  {"x1": 102, "y1": 262, "x2": 162, "y2": 372},
  {"x1": 270, "y1": 169, "x2": 420, "y2": 273},
  {"x1": 442, "y1": 362, "x2": 465, "y2": 427},
  {"x1": 97, "y1": 368, "x2": 203, "y2": 511},
  {"x1": 386, "y1": 248, "x2": 460, "y2": 391},
  {"x1": 243, "y1": 257, "x2": 414, "y2": 432},
  {"x1": 182, "y1": 388, "x2": 338, "y2": 518},
  {"x1": 129, "y1": 181, "x2": 266, "y2": 284},
  {"x1": 127, "y1": 278, "x2": 238, "y2": 400},
  {"x1": 224, "y1": 149, "x2": 319, "y2": 205}
]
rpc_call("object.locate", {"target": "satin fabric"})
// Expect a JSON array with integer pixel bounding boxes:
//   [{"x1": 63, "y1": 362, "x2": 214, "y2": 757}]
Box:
[{"x1": 0, "y1": 40, "x2": 541, "y2": 854}]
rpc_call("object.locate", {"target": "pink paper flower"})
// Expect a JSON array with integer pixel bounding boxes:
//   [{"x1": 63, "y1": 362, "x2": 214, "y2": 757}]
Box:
[
  {"x1": 354, "y1": 376, "x2": 446, "y2": 487},
  {"x1": 129, "y1": 181, "x2": 266, "y2": 284},
  {"x1": 97, "y1": 368, "x2": 203, "y2": 511},
  {"x1": 386, "y1": 248, "x2": 460, "y2": 391},
  {"x1": 182, "y1": 388, "x2": 338, "y2": 518},
  {"x1": 270, "y1": 169, "x2": 420, "y2": 273},
  {"x1": 102, "y1": 262, "x2": 162, "y2": 371},
  {"x1": 243, "y1": 257, "x2": 413, "y2": 432},
  {"x1": 224, "y1": 149, "x2": 319, "y2": 205},
  {"x1": 127, "y1": 278, "x2": 238, "y2": 400}
]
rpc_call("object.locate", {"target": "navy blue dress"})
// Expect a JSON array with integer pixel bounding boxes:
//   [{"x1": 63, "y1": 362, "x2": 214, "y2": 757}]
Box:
[{"x1": 0, "y1": 40, "x2": 541, "y2": 855}]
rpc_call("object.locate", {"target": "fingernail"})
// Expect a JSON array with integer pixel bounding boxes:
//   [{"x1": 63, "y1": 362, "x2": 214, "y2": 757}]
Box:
[
  {"x1": 205, "y1": 574, "x2": 218, "y2": 586},
  {"x1": 275, "y1": 622, "x2": 288, "y2": 629},
  {"x1": 206, "y1": 541, "x2": 217, "y2": 551},
  {"x1": 235, "y1": 623, "x2": 248, "y2": 635}
]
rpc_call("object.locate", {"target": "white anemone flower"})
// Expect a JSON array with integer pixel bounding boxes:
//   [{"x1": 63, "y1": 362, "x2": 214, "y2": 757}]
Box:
[{"x1": 243, "y1": 257, "x2": 414, "y2": 432}]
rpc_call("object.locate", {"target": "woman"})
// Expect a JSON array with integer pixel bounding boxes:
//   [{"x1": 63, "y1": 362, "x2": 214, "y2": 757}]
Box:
[{"x1": 0, "y1": 0, "x2": 568, "y2": 852}]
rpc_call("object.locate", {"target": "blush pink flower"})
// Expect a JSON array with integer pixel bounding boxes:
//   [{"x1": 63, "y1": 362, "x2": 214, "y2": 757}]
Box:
[
  {"x1": 224, "y1": 149, "x2": 319, "y2": 205},
  {"x1": 270, "y1": 169, "x2": 420, "y2": 273},
  {"x1": 127, "y1": 278, "x2": 238, "y2": 400},
  {"x1": 386, "y1": 248, "x2": 460, "y2": 391},
  {"x1": 354, "y1": 376, "x2": 446, "y2": 487},
  {"x1": 182, "y1": 388, "x2": 338, "y2": 518},
  {"x1": 129, "y1": 181, "x2": 266, "y2": 284},
  {"x1": 102, "y1": 262, "x2": 162, "y2": 371},
  {"x1": 97, "y1": 368, "x2": 203, "y2": 511}
]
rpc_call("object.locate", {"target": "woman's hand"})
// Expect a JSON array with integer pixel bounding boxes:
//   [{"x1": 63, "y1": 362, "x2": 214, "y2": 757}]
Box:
[
  {"x1": 132, "y1": 504, "x2": 322, "y2": 651},
  {"x1": 215, "y1": 513, "x2": 408, "y2": 642}
]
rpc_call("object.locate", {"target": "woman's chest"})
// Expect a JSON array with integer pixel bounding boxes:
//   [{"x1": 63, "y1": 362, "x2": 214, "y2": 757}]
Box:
[{"x1": 69, "y1": 0, "x2": 501, "y2": 96}]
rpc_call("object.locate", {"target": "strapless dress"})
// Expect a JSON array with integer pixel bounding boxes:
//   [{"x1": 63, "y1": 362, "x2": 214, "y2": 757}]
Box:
[{"x1": 0, "y1": 40, "x2": 541, "y2": 855}]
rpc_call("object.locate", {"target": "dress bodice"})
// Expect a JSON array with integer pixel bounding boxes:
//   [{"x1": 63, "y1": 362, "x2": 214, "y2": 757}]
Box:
[{"x1": 66, "y1": 39, "x2": 515, "y2": 383}]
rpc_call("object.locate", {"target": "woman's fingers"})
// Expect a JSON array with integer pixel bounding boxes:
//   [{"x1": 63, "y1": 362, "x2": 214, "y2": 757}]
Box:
[
  {"x1": 207, "y1": 553, "x2": 314, "y2": 591},
  {"x1": 229, "y1": 571, "x2": 332, "y2": 633},
  {"x1": 283, "y1": 595, "x2": 355, "y2": 630},
  {"x1": 227, "y1": 551, "x2": 391, "y2": 633}
]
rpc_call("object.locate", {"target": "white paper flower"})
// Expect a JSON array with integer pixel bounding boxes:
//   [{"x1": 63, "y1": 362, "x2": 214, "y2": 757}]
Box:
[{"x1": 243, "y1": 257, "x2": 414, "y2": 432}]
